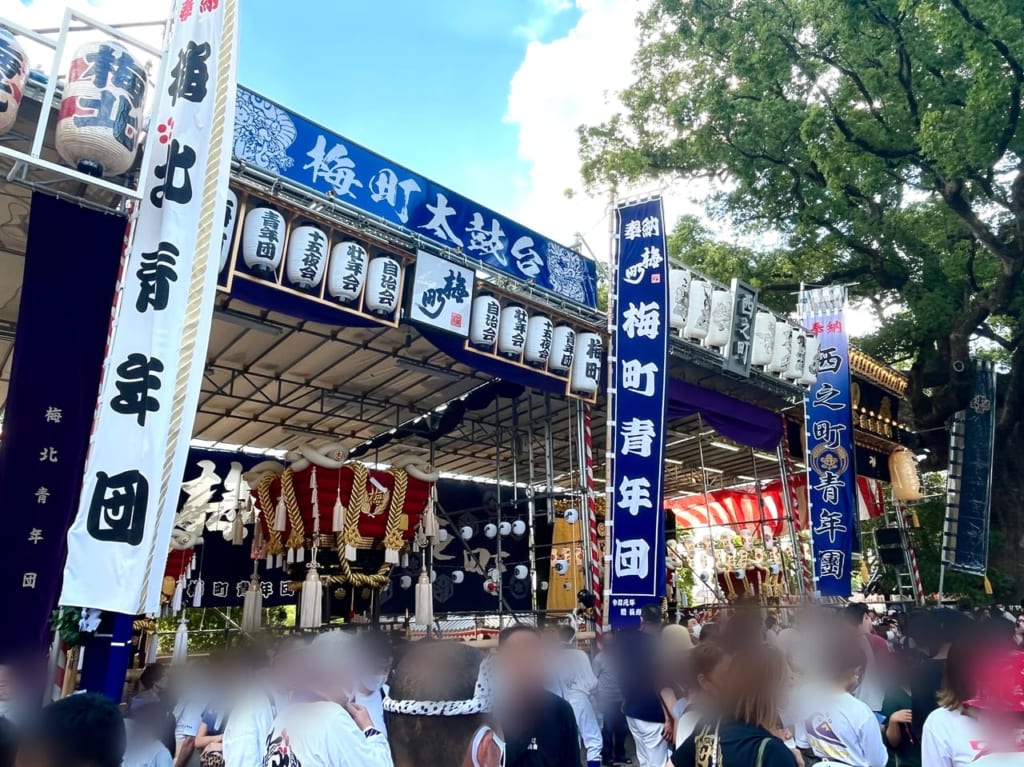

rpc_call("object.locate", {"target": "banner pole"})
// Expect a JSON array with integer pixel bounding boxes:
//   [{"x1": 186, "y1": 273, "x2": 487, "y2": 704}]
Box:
[{"x1": 601, "y1": 197, "x2": 617, "y2": 640}]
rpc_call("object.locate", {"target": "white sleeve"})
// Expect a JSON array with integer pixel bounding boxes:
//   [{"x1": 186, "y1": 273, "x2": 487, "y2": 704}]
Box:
[
  {"x1": 579, "y1": 651, "x2": 599, "y2": 695},
  {"x1": 155, "y1": 746, "x2": 175, "y2": 767},
  {"x1": 327, "y1": 709, "x2": 394, "y2": 767},
  {"x1": 921, "y1": 711, "x2": 951, "y2": 767},
  {"x1": 222, "y1": 703, "x2": 265, "y2": 767},
  {"x1": 861, "y1": 710, "x2": 889, "y2": 767}
]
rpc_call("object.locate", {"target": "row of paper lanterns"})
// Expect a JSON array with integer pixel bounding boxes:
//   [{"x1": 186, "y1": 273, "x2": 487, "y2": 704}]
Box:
[
  {"x1": 669, "y1": 268, "x2": 818, "y2": 385},
  {"x1": 221, "y1": 195, "x2": 402, "y2": 317},
  {"x1": 467, "y1": 295, "x2": 603, "y2": 395}
]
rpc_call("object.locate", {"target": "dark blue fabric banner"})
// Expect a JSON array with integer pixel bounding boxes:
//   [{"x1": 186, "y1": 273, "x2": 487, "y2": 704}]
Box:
[
  {"x1": 233, "y1": 87, "x2": 598, "y2": 307},
  {"x1": 799, "y1": 287, "x2": 857, "y2": 597},
  {"x1": 608, "y1": 199, "x2": 669, "y2": 627},
  {"x1": 0, "y1": 194, "x2": 123, "y2": 661}
]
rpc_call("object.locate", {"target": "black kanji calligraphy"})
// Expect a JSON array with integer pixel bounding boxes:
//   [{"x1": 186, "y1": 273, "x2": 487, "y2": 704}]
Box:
[
  {"x1": 70, "y1": 90, "x2": 139, "y2": 152},
  {"x1": 110, "y1": 354, "x2": 164, "y2": 426},
  {"x1": 81, "y1": 43, "x2": 146, "y2": 108},
  {"x1": 168, "y1": 41, "x2": 211, "y2": 106},
  {"x1": 86, "y1": 469, "x2": 149, "y2": 546},
  {"x1": 136, "y1": 242, "x2": 179, "y2": 312},
  {"x1": 150, "y1": 139, "x2": 196, "y2": 208},
  {"x1": 419, "y1": 269, "x2": 469, "y2": 319},
  {"x1": 0, "y1": 43, "x2": 25, "y2": 112}
]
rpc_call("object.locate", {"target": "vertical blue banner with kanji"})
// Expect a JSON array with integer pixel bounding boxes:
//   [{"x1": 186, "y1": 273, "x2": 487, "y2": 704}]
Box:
[
  {"x1": 608, "y1": 198, "x2": 669, "y2": 627},
  {"x1": 800, "y1": 286, "x2": 857, "y2": 597}
]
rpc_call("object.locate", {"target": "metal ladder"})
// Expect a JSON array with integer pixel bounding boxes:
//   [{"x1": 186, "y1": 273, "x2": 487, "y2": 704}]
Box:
[{"x1": 874, "y1": 491, "x2": 924, "y2": 606}]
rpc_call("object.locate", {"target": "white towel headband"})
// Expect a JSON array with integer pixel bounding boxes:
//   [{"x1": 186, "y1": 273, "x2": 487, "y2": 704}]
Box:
[{"x1": 383, "y1": 657, "x2": 495, "y2": 716}]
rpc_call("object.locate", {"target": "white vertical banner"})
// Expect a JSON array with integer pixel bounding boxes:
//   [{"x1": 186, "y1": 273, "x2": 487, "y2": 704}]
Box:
[{"x1": 60, "y1": 0, "x2": 239, "y2": 615}]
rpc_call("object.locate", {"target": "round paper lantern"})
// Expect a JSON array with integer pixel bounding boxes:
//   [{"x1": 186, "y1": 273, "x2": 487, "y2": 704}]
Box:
[
  {"x1": 540, "y1": 580, "x2": 549, "y2": 591},
  {"x1": 706, "y1": 289, "x2": 734, "y2": 347},
  {"x1": 514, "y1": 565, "x2": 529, "y2": 580},
  {"x1": 470, "y1": 295, "x2": 501, "y2": 349},
  {"x1": 669, "y1": 268, "x2": 691, "y2": 330},
  {"x1": 511, "y1": 519, "x2": 527, "y2": 537},
  {"x1": 219, "y1": 189, "x2": 238, "y2": 274},
  {"x1": 785, "y1": 330, "x2": 806, "y2": 379},
  {"x1": 683, "y1": 279, "x2": 712, "y2": 340},
  {"x1": 430, "y1": 570, "x2": 437, "y2": 583},
  {"x1": 889, "y1": 447, "x2": 924, "y2": 501},
  {"x1": 452, "y1": 570, "x2": 465, "y2": 584},
  {"x1": 499, "y1": 521, "x2": 512, "y2": 537},
  {"x1": 484, "y1": 579, "x2": 499, "y2": 594},
  {"x1": 498, "y1": 305, "x2": 529, "y2": 358},
  {"x1": 437, "y1": 528, "x2": 449, "y2": 543},
  {"x1": 799, "y1": 335, "x2": 820, "y2": 385},
  {"x1": 549, "y1": 326, "x2": 576, "y2": 374},
  {"x1": 326, "y1": 241, "x2": 367, "y2": 302},
  {"x1": 460, "y1": 525, "x2": 474, "y2": 540},
  {"x1": 554, "y1": 559, "x2": 569, "y2": 576},
  {"x1": 285, "y1": 224, "x2": 328, "y2": 289},
  {"x1": 751, "y1": 311, "x2": 776, "y2": 367},
  {"x1": 56, "y1": 41, "x2": 146, "y2": 177},
  {"x1": 564, "y1": 508, "x2": 579, "y2": 525},
  {"x1": 524, "y1": 315, "x2": 553, "y2": 368},
  {"x1": 571, "y1": 332, "x2": 602, "y2": 395},
  {"x1": 0, "y1": 28, "x2": 28, "y2": 136},
  {"x1": 768, "y1": 321, "x2": 792, "y2": 373},
  {"x1": 364, "y1": 255, "x2": 402, "y2": 316},
  {"x1": 484, "y1": 523, "x2": 498, "y2": 539},
  {"x1": 241, "y1": 207, "x2": 285, "y2": 277},
  {"x1": 399, "y1": 575, "x2": 412, "y2": 590}
]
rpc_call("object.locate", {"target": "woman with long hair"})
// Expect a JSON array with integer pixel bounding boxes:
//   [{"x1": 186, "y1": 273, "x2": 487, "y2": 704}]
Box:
[
  {"x1": 673, "y1": 643, "x2": 730, "y2": 749},
  {"x1": 920, "y1": 636, "x2": 983, "y2": 767}
]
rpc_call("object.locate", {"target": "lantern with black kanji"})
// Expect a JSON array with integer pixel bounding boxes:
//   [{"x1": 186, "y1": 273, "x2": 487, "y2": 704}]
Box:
[
  {"x1": 285, "y1": 223, "x2": 328, "y2": 290},
  {"x1": 0, "y1": 27, "x2": 28, "y2": 137},
  {"x1": 549, "y1": 326, "x2": 576, "y2": 375},
  {"x1": 683, "y1": 278, "x2": 711, "y2": 340},
  {"x1": 768, "y1": 321, "x2": 792, "y2": 373},
  {"x1": 799, "y1": 334, "x2": 820, "y2": 386},
  {"x1": 470, "y1": 294, "x2": 501, "y2": 349},
  {"x1": 524, "y1": 314, "x2": 553, "y2": 368},
  {"x1": 55, "y1": 41, "x2": 146, "y2": 177},
  {"x1": 364, "y1": 255, "x2": 401, "y2": 316},
  {"x1": 751, "y1": 311, "x2": 775, "y2": 367},
  {"x1": 571, "y1": 332, "x2": 602, "y2": 395},
  {"x1": 669, "y1": 268, "x2": 690, "y2": 331},
  {"x1": 785, "y1": 329, "x2": 806, "y2": 379},
  {"x1": 705, "y1": 289, "x2": 734, "y2": 348},
  {"x1": 242, "y1": 207, "x2": 285, "y2": 277},
  {"x1": 498, "y1": 304, "x2": 528, "y2": 359},
  {"x1": 327, "y1": 241, "x2": 367, "y2": 303},
  {"x1": 219, "y1": 189, "x2": 238, "y2": 273}
]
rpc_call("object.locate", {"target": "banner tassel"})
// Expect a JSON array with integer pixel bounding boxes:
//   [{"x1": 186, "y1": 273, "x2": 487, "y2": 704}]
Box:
[
  {"x1": 145, "y1": 631, "x2": 159, "y2": 664},
  {"x1": 172, "y1": 575, "x2": 184, "y2": 614},
  {"x1": 984, "y1": 576, "x2": 993, "y2": 595},
  {"x1": 191, "y1": 578, "x2": 204, "y2": 608},
  {"x1": 241, "y1": 576, "x2": 263, "y2": 632},
  {"x1": 273, "y1": 494, "x2": 287, "y2": 531},
  {"x1": 171, "y1": 617, "x2": 189, "y2": 665},
  {"x1": 230, "y1": 511, "x2": 245, "y2": 546},
  {"x1": 299, "y1": 568, "x2": 322, "y2": 629},
  {"x1": 414, "y1": 566, "x2": 433, "y2": 626}
]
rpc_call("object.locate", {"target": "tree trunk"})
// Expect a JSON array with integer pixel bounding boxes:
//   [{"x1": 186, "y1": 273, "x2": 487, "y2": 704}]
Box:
[{"x1": 989, "y1": 425, "x2": 1024, "y2": 598}]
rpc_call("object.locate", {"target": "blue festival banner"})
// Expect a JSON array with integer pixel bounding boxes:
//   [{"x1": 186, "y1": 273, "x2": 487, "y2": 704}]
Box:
[
  {"x1": 232, "y1": 87, "x2": 598, "y2": 307},
  {"x1": 942, "y1": 361, "x2": 996, "y2": 575},
  {"x1": 800, "y1": 286, "x2": 857, "y2": 596},
  {"x1": 608, "y1": 198, "x2": 669, "y2": 626}
]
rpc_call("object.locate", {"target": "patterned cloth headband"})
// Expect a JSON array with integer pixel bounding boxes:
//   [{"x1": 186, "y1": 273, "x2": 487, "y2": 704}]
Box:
[{"x1": 383, "y1": 657, "x2": 495, "y2": 716}]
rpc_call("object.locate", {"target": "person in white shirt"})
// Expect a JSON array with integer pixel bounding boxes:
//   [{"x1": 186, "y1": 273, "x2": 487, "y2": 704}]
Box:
[
  {"x1": 556, "y1": 625, "x2": 603, "y2": 767},
  {"x1": 795, "y1": 635, "x2": 888, "y2": 767},
  {"x1": 352, "y1": 633, "x2": 393, "y2": 738},
  {"x1": 920, "y1": 636, "x2": 986, "y2": 767},
  {"x1": 124, "y1": 703, "x2": 175, "y2": 767},
  {"x1": 963, "y1": 649, "x2": 1024, "y2": 767}
]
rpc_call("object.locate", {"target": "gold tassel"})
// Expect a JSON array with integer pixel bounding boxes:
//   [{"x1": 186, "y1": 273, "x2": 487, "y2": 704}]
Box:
[
  {"x1": 859, "y1": 559, "x2": 870, "y2": 584},
  {"x1": 984, "y1": 576, "x2": 993, "y2": 595}
]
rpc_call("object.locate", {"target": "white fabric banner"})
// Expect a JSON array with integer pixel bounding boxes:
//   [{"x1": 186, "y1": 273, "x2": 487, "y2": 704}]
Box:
[{"x1": 60, "y1": 0, "x2": 239, "y2": 615}]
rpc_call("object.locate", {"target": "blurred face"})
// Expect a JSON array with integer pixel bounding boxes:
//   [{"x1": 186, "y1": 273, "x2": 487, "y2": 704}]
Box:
[
  {"x1": 499, "y1": 631, "x2": 549, "y2": 699},
  {"x1": 15, "y1": 742, "x2": 57, "y2": 767},
  {"x1": 697, "y1": 656, "x2": 731, "y2": 700}
]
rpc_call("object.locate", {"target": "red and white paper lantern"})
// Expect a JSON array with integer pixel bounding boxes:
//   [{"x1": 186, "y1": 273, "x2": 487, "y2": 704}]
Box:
[
  {"x1": 364, "y1": 255, "x2": 401, "y2": 316},
  {"x1": 326, "y1": 241, "x2": 367, "y2": 302},
  {"x1": 571, "y1": 332, "x2": 602, "y2": 395},
  {"x1": 0, "y1": 28, "x2": 28, "y2": 136},
  {"x1": 524, "y1": 314, "x2": 553, "y2": 368},
  {"x1": 470, "y1": 294, "x2": 501, "y2": 349},
  {"x1": 242, "y1": 207, "x2": 285, "y2": 277},
  {"x1": 498, "y1": 305, "x2": 528, "y2": 358},
  {"x1": 285, "y1": 224, "x2": 328, "y2": 290},
  {"x1": 56, "y1": 41, "x2": 146, "y2": 177},
  {"x1": 549, "y1": 326, "x2": 576, "y2": 374}
]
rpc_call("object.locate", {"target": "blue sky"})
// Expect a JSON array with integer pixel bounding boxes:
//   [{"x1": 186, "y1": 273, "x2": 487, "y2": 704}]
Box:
[{"x1": 236, "y1": 0, "x2": 581, "y2": 219}]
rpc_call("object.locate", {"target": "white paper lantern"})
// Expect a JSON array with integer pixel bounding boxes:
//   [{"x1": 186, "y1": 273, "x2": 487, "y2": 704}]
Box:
[
  {"x1": 460, "y1": 525, "x2": 474, "y2": 540},
  {"x1": 399, "y1": 575, "x2": 412, "y2": 590},
  {"x1": 554, "y1": 559, "x2": 569, "y2": 576},
  {"x1": 452, "y1": 570, "x2": 465, "y2": 584},
  {"x1": 0, "y1": 29, "x2": 28, "y2": 136},
  {"x1": 430, "y1": 570, "x2": 437, "y2": 583},
  {"x1": 437, "y1": 528, "x2": 449, "y2": 543},
  {"x1": 218, "y1": 189, "x2": 238, "y2": 274},
  {"x1": 241, "y1": 207, "x2": 285, "y2": 277},
  {"x1": 706, "y1": 289, "x2": 734, "y2": 348},
  {"x1": 498, "y1": 305, "x2": 529, "y2": 358},
  {"x1": 484, "y1": 523, "x2": 498, "y2": 539},
  {"x1": 511, "y1": 519, "x2": 527, "y2": 537},
  {"x1": 285, "y1": 224, "x2": 328, "y2": 290},
  {"x1": 498, "y1": 521, "x2": 511, "y2": 537},
  {"x1": 683, "y1": 279, "x2": 712, "y2": 340},
  {"x1": 768, "y1": 321, "x2": 793, "y2": 373},
  {"x1": 56, "y1": 41, "x2": 146, "y2": 177},
  {"x1": 549, "y1": 326, "x2": 575, "y2": 374},
  {"x1": 364, "y1": 256, "x2": 402, "y2": 316},
  {"x1": 669, "y1": 269, "x2": 691, "y2": 330},
  {"x1": 751, "y1": 311, "x2": 776, "y2": 367},
  {"x1": 469, "y1": 295, "x2": 501, "y2": 349},
  {"x1": 564, "y1": 508, "x2": 579, "y2": 525},
  {"x1": 524, "y1": 315, "x2": 553, "y2": 368},
  {"x1": 785, "y1": 330, "x2": 807, "y2": 379},
  {"x1": 540, "y1": 580, "x2": 549, "y2": 591},
  {"x1": 570, "y1": 332, "x2": 602, "y2": 395},
  {"x1": 514, "y1": 565, "x2": 529, "y2": 580},
  {"x1": 326, "y1": 241, "x2": 367, "y2": 303},
  {"x1": 799, "y1": 335, "x2": 820, "y2": 385}
]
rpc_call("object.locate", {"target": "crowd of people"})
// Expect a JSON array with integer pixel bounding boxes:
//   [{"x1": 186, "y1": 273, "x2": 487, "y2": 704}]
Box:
[{"x1": 0, "y1": 601, "x2": 1021, "y2": 767}]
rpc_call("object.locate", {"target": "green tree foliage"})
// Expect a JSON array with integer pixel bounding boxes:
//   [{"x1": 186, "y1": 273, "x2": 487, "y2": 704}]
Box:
[{"x1": 580, "y1": 0, "x2": 1024, "y2": 589}]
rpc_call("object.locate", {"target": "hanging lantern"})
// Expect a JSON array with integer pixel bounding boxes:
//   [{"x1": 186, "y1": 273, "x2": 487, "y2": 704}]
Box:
[
  {"x1": 460, "y1": 525, "x2": 474, "y2": 540},
  {"x1": 524, "y1": 315, "x2": 553, "y2": 368},
  {"x1": 469, "y1": 294, "x2": 501, "y2": 349},
  {"x1": 683, "y1": 278, "x2": 711, "y2": 340},
  {"x1": 285, "y1": 223, "x2": 328, "y2": 290},
  {"x1": 669, "y1": 268, "x2": 690, "y2": 330},
  {"x1": 364, "y1": 255, "x2": 402, "y2": 316},
  {"x1": 0, "y1": 28, "x2": 28, "y2": 136},
  {"x1": 55, "y1": 41, "x2": 146, "y2": 177},
  {"x1": 484, "y1": 523, "x2": 498, "y2": 539},
  {"x1": 889, "y1": 447, "x2": 924, "y2": 502},
  {"x1": 549, "y1": 326, "x2": 575, "y2": 375},
  {"x1": 751, "y1": 312, "x2": 776, "y2": 367},
  {"x1": 705, "y1": 289, "x2": 734, "y2": 348},
  {"x1": 242, "y1": 207, "x2": 285, "y2": 277},
  {"x1": 511, "y1": 519, "x2": 527, "y2": 537},
  {"x1": 570, "y1": 332, "x2": 602, "y2": 396},
  {"x1": 785, "y1": 330, "x2": 807, "y2": 379},
  {"x1": 799, "y1": 335, "x2": 820, "y2": 386},
  {"x1": 498, "y1": 305, "x2": 529, "y2": 359},
  {"x1": 768, "y1": 321, "x2": 792, "y2": 373},
  {"x1": 514, "y1": 565, "x2": 529, "y2": 580},
  {"x1": 499, "y1": 521, "x2": 512, "y2": 536},
  {"x1": 326, "y1": 241, "x2": 368, "y2": 303},
  {"x1": 452, "y1": 570, "x2": 465, "y2": 584},
  {"x1": 219, "y1": 189, "x2": 238, "y2": 274}
]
